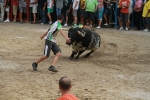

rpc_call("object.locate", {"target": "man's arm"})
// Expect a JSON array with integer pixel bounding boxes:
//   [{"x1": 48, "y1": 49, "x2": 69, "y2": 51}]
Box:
[
  {"x1": 50, "y1": 0, "x2": 54, "y2": 9},
  {"x1": 68, "y1": 4, "x2": 72, "y2": 13},
  {"x1": 146, "y1": 9, "x2": 150, "y2": 17},
  {"x1": 104, "y1": 0, "x2": 110, "y2": 4},
  {"x1": 43, "y1": 0, "x2": 47, "y2": 10},
  {"x1": 40, "y1": 30, "x2": 49, "y2": 40},
  {"x1": 59, "y1": 30, "x2": 70, "y2": 43},
  {"x1": 30, "y1": 0, "x2": 38, "y2": 4},
  {"x1": 73, "y1": 0, "x2": 79, "y2": 11}
]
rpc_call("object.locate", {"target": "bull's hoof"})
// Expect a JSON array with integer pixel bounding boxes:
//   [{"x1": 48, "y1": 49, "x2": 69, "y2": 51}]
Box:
[
  {"x1": 69, "y1": 57, "x2": 74, "y2": 60},
  {"x1": 84, "y1": 53, "x2": 90, "y2": 58},
  {"x1": 73, "y1": 58, "x2": 78, "y2": 61},
  {"x1": 73, "y1": 57, "x2": 79, "y2": 61}
]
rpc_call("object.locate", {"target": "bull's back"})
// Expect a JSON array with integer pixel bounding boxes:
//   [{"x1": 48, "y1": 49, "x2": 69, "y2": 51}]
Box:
[{"x1": 86, "y1": 31, "x2": 101, "y2": 50}]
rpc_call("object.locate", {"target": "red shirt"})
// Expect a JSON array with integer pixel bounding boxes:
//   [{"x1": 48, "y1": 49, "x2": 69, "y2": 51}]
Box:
[
  {"x1": 120, "y1": 0, "x2": 130, "y2": 13},
  {"x1": 57, "y1": 94, "x2": 78, "y2": 100},
  {"x1": 12, "y1": 0, "x2": 19, "y2": 6}
]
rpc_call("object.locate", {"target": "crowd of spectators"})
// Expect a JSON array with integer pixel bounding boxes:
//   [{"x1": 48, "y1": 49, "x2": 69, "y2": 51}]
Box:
[{"x1": 0, "y1": 0, "x2": 150, "y2": 32}]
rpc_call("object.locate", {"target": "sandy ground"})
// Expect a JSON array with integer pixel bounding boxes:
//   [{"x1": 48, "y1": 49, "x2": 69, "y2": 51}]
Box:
[{"x1": 0, "y1": 22, "x2": 150, "y2": 100}]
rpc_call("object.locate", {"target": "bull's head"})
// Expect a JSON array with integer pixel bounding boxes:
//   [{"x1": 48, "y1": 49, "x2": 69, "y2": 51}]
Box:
[{"x1": 66, "y1": 28, "x2": 77, "y2": 45}]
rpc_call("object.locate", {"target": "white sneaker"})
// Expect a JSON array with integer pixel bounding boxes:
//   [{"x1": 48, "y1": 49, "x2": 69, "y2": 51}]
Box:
[
  {"x1": 4, "y1": 19, "x2": 10, "y2": 23},
  {"x1": 104, "y1": 23, "x2": 108, "y2": 25},
  {"x1": 143, "y1": 29, "x2": 149, "y2": 32},
  {"x1": 64, "y1": 23, "x2": 68, "y2": 26},
  {"x1": 119, "y1": 27, "x2": 123, "y2": 31},
  {"x1": 125, "y1": 27, "x2": 128, "y2": 31},
  {"x1": 49, "y1": 22, "x2": 52, "y2": 25},
  {"x1": 96, "y1": 26, "x2": 101, "y2": 29},
  {"x1": 41, "y1": 23, "x2": 44, "y2": 25}
]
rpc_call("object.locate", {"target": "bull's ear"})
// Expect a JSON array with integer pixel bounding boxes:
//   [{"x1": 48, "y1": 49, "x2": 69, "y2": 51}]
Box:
[{"x1": 77, "y1": 31, "x2": 85, "y2": 37}]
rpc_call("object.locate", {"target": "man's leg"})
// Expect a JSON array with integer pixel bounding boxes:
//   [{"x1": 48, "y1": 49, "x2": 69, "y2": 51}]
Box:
[
  {"x1": 0, "y1": 4, "x2": 4, "y2": 21},
  {"x1": 51, "y1": 52, "x2": 61, "y2": 66}
]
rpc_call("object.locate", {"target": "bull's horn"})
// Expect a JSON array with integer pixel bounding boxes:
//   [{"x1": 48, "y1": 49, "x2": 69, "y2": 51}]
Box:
[{"x1": 77, "y1": 31, "x2": 85, "y2": 37}]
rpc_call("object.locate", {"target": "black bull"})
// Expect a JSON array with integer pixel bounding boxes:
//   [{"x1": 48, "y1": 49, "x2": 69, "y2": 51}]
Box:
[{"x1": 66, "y1": 27, "x2": 101, "y2": 60}]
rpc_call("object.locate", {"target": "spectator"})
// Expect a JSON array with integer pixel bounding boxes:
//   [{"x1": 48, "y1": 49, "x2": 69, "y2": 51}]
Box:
[
  {"x1": 85, "y1": 0, "x2": 98, "y2": 27},
  {"x1": 72, "y1": 0, "x2": 80, "y2": 25},
  {"x1": 0, "y1": 0, "x2": 5, "y2": 21},
  {"x1": 57, "y1": 76, "x2": 79, "y2": 100},
  {"x1": 64, "y1": 0, "x2": 72, "y2": 26},
  {"x1": 133, "y1": 0, "x2": 143, "y2": 30},
  {"x1": 12, "y1": 0, "x2": 19, "y2": 22},
  {"x1": 112, "y1": 0, "x2": 121, "y2": 28},
  {"x1": 47, "y1": 0, "x2": 54, "y2": 24},
  {"x1": 142, "y1": 0, "x2": 150, "y2": 32},
  {"x1": 127, "y1": 0, "x2": 133, "y2": 30},
  {"x1": 29, "y1": 0, "x2": 38, "y2": 24},
  {"x1": 119, "y1": 0, "x2": 130, "y2": 30},
  {"x1": 55, "y1": 0, "x2": 63, "y2": 16},
  {"x1": 103, "y1": 0, "x2": 111, "y2": 26},
  {"x1": 79, "y1": 0, "x2": 85, "y2": 25},
  {"x1": 19, "y1": 0, "x2": 27, "y2": 23},
  {"x1": 38, "y1": 0, "x2": 47, "y2": 24},
  {"x1": 32, "y1": 14, "x2": 70, "y2": 72},
  {"x1": 96, "y1": 0, "x2": 104, "y2": 28},
  {"x1": 3, "y1": 0, "x2": 10, "y2": 22}
]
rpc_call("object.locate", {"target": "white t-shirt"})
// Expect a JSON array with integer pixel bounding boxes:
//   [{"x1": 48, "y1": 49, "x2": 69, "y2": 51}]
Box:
[
  {"x1": 72, "y1": 0, "x2": 80, "y2": 10},
  {"x1": 30, "y1": 0, "x2": 38, "y2": 7},
  {"x1": 19, "y1": 0, "x2": 26, "y2": 7},
  {"x1": 47, "y1": 0, "x2": 53, "y2": 8}
]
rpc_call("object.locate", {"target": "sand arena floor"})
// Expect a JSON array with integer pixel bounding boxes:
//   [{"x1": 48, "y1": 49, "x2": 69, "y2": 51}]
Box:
[{"x1": 0, "y1": 22, "x2": 150, "y2": 100}]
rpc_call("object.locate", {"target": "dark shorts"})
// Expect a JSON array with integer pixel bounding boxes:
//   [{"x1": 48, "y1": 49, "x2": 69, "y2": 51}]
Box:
[
  {"x1": 80, "y1": 9, "x2": 85, "y2": 16},
  {"x1": 85, "y1": 11, "x2": 95, "y2": 22},
  {"x1": 120, "y1": 12, "x2": 128, "y2": 22},
  {"x1": 44, "y1": 39, "x2": 61, "y2": 57},
  {"x1": 143, "y1": 17, "x2": 150, "y2": 25},
  {"x1": 117, "y1": 8, "x2": 121, "y2": 17},
  {"x1": 66, "y1": 10, "x2": 69, "y2": 16},
  {"x1": 104, "y1": 8, "x2": 110, "y2": 16}
]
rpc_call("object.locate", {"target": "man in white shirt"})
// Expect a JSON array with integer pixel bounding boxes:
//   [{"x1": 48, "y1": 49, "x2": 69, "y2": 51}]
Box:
[
  {"x1": 0, "y1": 0, "x2": 4, "y2": 21},
  {"x1": 72, "y1": 0, "x2": 80, "y2": 25},
  {"x1": 29, "y1": 0, "x2": 38, "y2": 24}
]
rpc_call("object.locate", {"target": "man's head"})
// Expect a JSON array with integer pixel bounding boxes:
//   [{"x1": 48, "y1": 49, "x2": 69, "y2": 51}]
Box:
[
  {"x1": 59, "y1": 76, "x2": 71, "y2": 92},
  {"x1": 57, "y1": 14, "x2": 64, "y2": 21}
]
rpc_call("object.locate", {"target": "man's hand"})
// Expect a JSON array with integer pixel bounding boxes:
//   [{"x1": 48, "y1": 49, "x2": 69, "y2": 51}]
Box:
[{"x1": 66, "y1": 38, "x2": 71, "y2": 43}]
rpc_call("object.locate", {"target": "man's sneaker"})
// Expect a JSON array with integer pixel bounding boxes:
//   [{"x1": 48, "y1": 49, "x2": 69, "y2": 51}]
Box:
[
  {"x1": 49, "y1": 21, "x2": 52, "y2": 25},
  {"x1": 104, "y1": 23, "x2": 108, "y2": 25},
  {"x1": 41, "y1": 23, "x2": 44, "y2": 25},
  {"x1": 119, "y1": 27, "x2": 123, "y2": 31},
  {"x1": 48, "y1": 66, "x2": 58, "y2": 72},
  {"x1": 64, "y1": 23, "x2": 68, "y2": 26},
  {"x1": 20, "y1": 20, "x2": 23, "y2": 24},
  {"x1": 32, "y1": 62, "x2": 37, "y2": 71},
  {"x1": 143, "y1": 29, "x2": 149, "y2": 32},
  {"x1": 96, "y1": 26, "x2": 101, "y2": 29},
  {"x1": 125, "y1": 27, "x2": 128, "y2": 31},
  {"x1": 4, "y1": 19, "x2": 10, "y2": 23}
]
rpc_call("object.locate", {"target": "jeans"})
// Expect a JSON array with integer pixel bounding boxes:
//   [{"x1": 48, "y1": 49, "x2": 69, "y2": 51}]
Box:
[
  {"x1": 96, "y1": 7, "x2": 104, "y2": 20},
  {"x1": 56, "y1": 8, "x2": 61, "y2": 16},
  {"x1": 39, "y1": 7, "x2": 46, "y2": 24},
  {"x1": 0, "y1": 3, "x2": 4, "y2": 21}
]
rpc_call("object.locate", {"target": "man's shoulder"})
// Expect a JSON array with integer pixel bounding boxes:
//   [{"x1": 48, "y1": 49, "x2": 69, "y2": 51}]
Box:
[{"x1": 57, "y1": 94, "x2": 78, "y2": 100}]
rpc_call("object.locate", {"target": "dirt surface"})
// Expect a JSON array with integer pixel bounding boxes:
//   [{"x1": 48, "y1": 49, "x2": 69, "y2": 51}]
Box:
[{"x1": 0, "y1": 22, "x2": 150, "y2": 100}]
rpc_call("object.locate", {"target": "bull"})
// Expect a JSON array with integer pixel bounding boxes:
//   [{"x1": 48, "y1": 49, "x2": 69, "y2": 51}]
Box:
[{"x1": 66, "y1": 27, "x2": 101, "y2": 60}]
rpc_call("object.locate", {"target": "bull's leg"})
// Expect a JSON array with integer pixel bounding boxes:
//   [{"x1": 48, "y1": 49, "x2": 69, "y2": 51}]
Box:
[
  {"x1": 84, "y1": 50, "x2": 94, "y2": 58},
  {"x1": 74, "y1": 50, "x2": 85, "y2": 60},
  {"x1": 70, "y1": 51, "x2": 76, "y2": 60}
]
